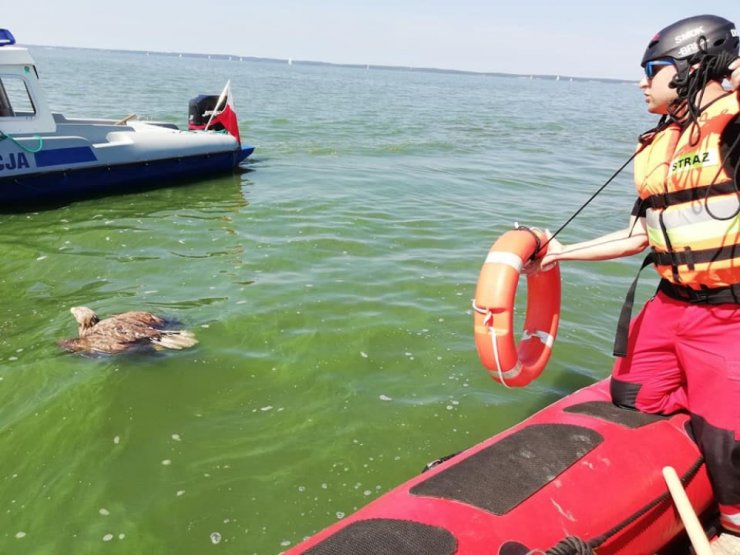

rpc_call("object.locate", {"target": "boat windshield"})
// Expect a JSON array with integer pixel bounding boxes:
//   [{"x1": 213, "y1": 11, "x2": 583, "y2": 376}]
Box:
[{"x1": 0, "y1": 75, "x2": 36, "y2": 118}]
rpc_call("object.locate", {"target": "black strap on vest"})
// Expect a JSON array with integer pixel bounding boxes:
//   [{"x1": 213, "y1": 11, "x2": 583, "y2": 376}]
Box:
[
  {"x1": 645, "y1": 180, "x2": 738, "y2": 209},
  {"x1": 652, "y1": 244, "x2": 738, "y2": 266},
  {"x1": 658, "y1": 279, "x2": 740, "y2": 304},
  {"x1": 613, "y1": 254, "x2": 655, "y2": 357}
]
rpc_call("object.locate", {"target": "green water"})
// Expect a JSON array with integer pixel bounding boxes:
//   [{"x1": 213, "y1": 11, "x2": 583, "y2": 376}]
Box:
[{"x1": 1, "y1": 47, "x2": 658, "y2": 553}]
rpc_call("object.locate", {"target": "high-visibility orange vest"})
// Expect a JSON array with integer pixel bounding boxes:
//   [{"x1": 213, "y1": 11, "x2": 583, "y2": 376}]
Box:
[{"x1": 634, "y1": 92, "x2": 740, "y2": 290}]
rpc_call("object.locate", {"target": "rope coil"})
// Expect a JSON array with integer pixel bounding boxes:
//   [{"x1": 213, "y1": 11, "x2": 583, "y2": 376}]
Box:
[{"x1": 545, "y1": 536, "x2": 595, "y2": 555}]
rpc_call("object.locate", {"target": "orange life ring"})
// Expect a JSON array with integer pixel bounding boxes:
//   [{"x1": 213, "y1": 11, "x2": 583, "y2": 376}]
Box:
[{"x1": 473, "y1": 228, "x2": 561, "y2": 387}]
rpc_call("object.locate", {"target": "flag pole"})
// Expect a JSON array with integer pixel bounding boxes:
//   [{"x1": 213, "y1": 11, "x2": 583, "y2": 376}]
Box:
[{"x1": 204, "y1": 80, "x2": 230, "y2": 131}]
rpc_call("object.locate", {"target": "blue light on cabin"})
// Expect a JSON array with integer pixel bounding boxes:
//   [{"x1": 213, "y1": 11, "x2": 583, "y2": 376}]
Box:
[{"x1": 0, "y1": 29, "x2": 16, "y2": 46}]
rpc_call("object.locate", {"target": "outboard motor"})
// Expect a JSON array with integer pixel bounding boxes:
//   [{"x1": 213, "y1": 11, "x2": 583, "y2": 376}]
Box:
[
  {"x1": 188, "y1": 94, "x2": 223, "y2": 131},
  {"x1": 187, "y1": 87, "x2": 241, "y2": 143}
]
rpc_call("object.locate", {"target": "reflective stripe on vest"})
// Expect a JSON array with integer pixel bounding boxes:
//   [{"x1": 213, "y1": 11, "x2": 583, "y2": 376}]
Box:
[{"x1": 646, "y1": 195, "x2": 740, "y2": 249}]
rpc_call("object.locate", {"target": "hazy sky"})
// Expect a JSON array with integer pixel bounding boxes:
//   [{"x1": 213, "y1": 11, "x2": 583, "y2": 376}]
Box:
[{"x1": 6, "y1": 1, "x2": 740, "y2": 80}]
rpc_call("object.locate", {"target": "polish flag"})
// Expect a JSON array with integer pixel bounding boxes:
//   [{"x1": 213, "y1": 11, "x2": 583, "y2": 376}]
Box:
[{"x1": 206, "y1": 81, "x2": 241, "y2": 144}]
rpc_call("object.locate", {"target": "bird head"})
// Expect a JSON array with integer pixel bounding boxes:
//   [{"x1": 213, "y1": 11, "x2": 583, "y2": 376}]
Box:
[{"x1": 70, "y1": 306, "x2": 100, "y2": 335}]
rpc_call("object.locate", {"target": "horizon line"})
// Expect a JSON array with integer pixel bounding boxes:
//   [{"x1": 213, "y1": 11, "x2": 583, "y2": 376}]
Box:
[{"x1": 24, "y1": 43, "x2": 632, "y2": 85}]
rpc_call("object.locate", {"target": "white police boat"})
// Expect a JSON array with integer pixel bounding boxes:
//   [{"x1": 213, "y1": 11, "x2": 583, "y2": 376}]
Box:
[{"x1": 0, "y1": 29, "x2": 254, "y2": 207}]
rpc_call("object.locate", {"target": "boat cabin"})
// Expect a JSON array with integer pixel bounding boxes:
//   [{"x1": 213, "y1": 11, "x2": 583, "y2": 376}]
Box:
[{"x1": 0, "y1": 29, "x2": 56, "y2": 135}]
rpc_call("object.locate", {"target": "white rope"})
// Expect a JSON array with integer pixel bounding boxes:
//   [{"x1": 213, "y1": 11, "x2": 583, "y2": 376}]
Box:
[
  {"x1": 489, "y1": 326, "x2": 511, "y2": 388},
  {"x1": 474, "y1": 299, "x2": 521, "y2": 387},
  {"x1": 471, "y1": 300, "x2": 494, "y2": 326}
]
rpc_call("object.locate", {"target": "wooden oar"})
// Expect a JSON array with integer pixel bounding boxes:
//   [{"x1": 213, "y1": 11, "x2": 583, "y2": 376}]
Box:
[
  {"x1": 113, "y1": 114, "x2": 137, "y2": 125},
  {"x1": 662, "y1": 466, "x2": 713, "y2": 555}
]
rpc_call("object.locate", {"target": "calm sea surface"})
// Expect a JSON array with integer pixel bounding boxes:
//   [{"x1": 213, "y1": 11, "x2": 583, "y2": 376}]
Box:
[{"x1": 1, "y1": 47, "x2": 657, "y2": 554}]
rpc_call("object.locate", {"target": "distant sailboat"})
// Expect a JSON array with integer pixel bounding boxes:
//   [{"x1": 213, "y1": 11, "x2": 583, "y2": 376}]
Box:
[
  {"x1": 556, "y1": 75, "x2": 560, "y2": 81},
  {"x1": 288, "y1": 57, "x2": 293, "y2": 66}
]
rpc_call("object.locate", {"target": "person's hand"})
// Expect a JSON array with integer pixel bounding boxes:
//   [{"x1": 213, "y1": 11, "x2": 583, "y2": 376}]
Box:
[
  {"x1": 730, "y1": 57, "x2": 740, "y2": 91},
  {"x1": 522, "y1": 230, "x2": 562, "y2": 274},
  {"x1": 539, "y1": 234, "x2": 563, "y2": 272}
]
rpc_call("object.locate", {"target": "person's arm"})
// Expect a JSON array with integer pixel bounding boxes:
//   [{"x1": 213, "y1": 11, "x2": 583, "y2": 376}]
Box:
[{"x1": 537, "y1": 216, "x2": 648, "y2": 271}]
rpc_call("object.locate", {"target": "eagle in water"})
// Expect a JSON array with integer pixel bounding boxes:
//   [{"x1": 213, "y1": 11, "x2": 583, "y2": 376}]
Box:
[{"x1": 59, "y1": 306, "x2": 198, "y2": 354}]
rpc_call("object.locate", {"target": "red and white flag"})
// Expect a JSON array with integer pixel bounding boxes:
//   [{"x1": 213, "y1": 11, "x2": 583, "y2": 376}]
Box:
[{"x1": 206, "y1": 80, "x2": 241, "y2": 144}]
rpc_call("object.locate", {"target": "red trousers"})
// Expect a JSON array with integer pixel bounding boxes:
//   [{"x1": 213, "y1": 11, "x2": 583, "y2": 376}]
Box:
[{"x1": 610, "y1": 291, "x2": 740, "y2": 533}]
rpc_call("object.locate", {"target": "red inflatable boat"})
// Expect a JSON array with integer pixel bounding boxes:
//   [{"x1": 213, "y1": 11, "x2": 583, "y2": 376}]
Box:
[{"x1": 286, "y1": 379, "x2": 715, "y2": 554}]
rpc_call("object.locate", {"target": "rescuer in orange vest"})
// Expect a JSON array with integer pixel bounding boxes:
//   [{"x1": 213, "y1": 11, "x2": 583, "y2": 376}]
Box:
[{"x1": 532, "y1": 15, "x2": 740, "y2": 535}]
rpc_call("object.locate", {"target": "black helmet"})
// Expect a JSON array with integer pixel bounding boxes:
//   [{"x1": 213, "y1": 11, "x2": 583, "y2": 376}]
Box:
[{"x1": 641, "y1": 14, "x2": 739, "y2": 67}]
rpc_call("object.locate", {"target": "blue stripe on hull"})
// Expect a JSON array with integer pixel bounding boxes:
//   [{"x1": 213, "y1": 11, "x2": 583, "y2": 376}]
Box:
[
  {"x1": 34, "y1": 146, "x2": 97, "y2": 167},
  {"x1": 0, "y1": 148, "x2": 254, "y2": 207}
]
